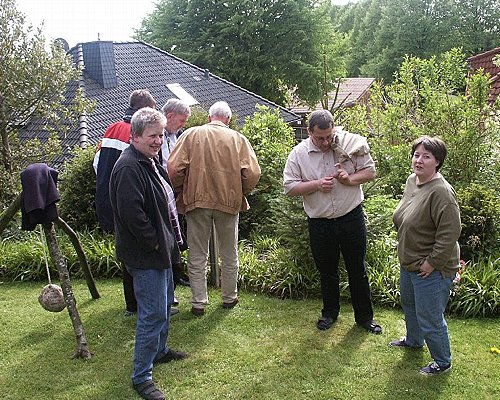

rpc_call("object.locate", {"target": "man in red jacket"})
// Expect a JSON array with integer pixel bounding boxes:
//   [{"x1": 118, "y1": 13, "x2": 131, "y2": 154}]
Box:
[{"x1": 94, "y1": 89, "x2": 156, "y2": 316}]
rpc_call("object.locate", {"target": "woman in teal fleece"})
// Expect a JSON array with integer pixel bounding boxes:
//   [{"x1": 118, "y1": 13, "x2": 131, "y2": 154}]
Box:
[{"x1": 391, "y1": 136, "x2": 461, "y2": 376}]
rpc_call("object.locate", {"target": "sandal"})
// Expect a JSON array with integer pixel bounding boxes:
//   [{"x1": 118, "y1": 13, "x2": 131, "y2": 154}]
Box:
[
  {"x1": 316, "y1": 316, "x2": 335, "y2": 330},
  {"x1": 358, "y1": 319, "x2": 382, "y2": 335}
]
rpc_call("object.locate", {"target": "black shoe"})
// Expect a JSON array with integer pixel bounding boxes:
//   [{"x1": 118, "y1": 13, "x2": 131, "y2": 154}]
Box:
[
  {"x1": 179, "y1": 278, "x2": 190, "y2": 286},
  {"x1": 170, "y1": 307, "x2": 180, "y2": 316},
  {"x1": 133, "y1": 380, "x2": 165, "y2": 400},
  {"x1": 124, "y1": 310, "x2": 136, "y2": 317},
  {"x1": 154, "y1": 349, "x2": 188, "y2": 364},
  {"x1": 222, "y1": 298, "x2": 239, "y2": 309},
  {"x1": 316, "y1": 316, "x2": 335, "y2": 330},
  {"x1": 358, "y1": 319, "x2": 383, "y2": 334},
  {"x1": 191, "y1": 306, "x2": 205, "y2": 316},
  {"x1": 389, "y1": 336, "x2": 423, "y2": 349}
]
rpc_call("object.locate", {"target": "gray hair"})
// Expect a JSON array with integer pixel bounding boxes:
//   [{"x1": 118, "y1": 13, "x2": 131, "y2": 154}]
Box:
[
  {"x1": 209, "y1": 101, "x2": 232, "y2": 119},
  {"x1": 161, "y1": 98, "x2": 191, "y2": 116},
  {"x1": 131, "y1": 107, "x2": 167, "y2": 137},
  {"x1": 308, "y1": 109, "x2": 334, "y2": 131}
]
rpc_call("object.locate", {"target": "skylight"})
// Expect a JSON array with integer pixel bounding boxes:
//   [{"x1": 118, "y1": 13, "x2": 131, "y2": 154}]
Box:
[{"x1": 166, "y1": 83, "x2": 199, "y2": 106}]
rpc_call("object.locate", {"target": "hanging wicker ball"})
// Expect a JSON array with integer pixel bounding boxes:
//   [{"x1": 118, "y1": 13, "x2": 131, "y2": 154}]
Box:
[{"x1": 38, "y1": 284, "x2": 66, "y2": 312}]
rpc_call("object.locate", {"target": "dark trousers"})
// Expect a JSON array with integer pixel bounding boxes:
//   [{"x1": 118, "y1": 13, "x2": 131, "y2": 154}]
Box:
[
  {"x1": 308, "y1": 204, "x2": 374, "y2": 323},
  {"x1": 123, "y1": 264, "x2": 137, "y2": 313}
]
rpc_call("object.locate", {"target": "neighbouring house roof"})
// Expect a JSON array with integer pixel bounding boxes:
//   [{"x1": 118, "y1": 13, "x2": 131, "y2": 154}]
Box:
[
  {"x1": 20, "y1": 40, "x2": 300, "y2": 166},
  {"x1": 467, "y1": 47, "x2": 500, "y2": 106},
  {"x1": 289, "y1": 78, "x2": 375, "y2": 115}
]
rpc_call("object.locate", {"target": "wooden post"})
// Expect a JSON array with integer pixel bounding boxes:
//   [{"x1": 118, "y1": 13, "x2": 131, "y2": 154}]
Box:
[
  {"x1": 43, "y1": 222, "x2": 92, "y2": 359},
  {"x1": 208, "y1": 221, "x2": 220, "y2": 287},
  {"x1": 55, "y1": 217, "x2": 100, "y2": 299}
]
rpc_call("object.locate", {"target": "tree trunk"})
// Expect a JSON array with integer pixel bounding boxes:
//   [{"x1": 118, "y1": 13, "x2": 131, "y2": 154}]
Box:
[
  {"x1": 55, "y1": 217, "x2": 100, "y2": 300},
  {"x1": 0, "y1": 193, "x2": 21, "y2": 235},
  {"x1": 0, "y1": 92, "x2": 13, "y2": 172},
  {"x1": 43, "y1": 222, "x2": 92, "y2": 360}
]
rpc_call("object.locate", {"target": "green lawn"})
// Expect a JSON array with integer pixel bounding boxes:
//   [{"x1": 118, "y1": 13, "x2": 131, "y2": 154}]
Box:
[{"x1": 0, "y1": 279, "x2": 498, "y2": 399}]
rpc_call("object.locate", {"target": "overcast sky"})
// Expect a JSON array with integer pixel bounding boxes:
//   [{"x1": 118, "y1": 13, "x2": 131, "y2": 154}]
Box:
[{"x1": 16, "y1": 0, "x2": 356, "y2": 49}]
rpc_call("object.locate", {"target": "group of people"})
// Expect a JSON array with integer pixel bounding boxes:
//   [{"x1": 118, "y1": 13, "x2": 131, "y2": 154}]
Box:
[
  {"x1": 95, "y1": 94, "x2": 461, "y2": 399},
  {"x1": 284, "y1": 109, "x2": 461, "y2": 378},
  {"x1": 95, "y1": 90, "x2": 260, "y2": 400}
]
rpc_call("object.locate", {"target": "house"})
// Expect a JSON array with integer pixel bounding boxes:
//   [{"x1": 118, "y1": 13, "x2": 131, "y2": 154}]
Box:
[
  {"x1": 289, "y1": 78, "x2": 375, "y2": 139},
  {"x1": 20, "y1": 40, "x2": 300, "y2": 166},
  {"x1": 467, "y1": 47, "x2": 500, "y2": 106}
]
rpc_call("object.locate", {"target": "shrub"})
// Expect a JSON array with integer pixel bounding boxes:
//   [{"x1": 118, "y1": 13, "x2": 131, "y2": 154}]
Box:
[
  {"x1": 58, "y1": 145, "x2": 98, "y2": 231},
  {"x1": 240, "y1": 105, "x2": 296, "y2": 238},
  {"x1": 457, "y1": 183, "x2": 500, "y2": 261},
  {"x1": 363, "y1": 195, "x2": 399, "y2": 243},
  {"x1": 238, "y1": 235, "x2": 319, "y2": 299},
  {"x1": 448, "y1": 256, "x2": 500, "y2": 317},
  {"x1": 0, "y1": 229, "x2": 119, "y2": 281}
]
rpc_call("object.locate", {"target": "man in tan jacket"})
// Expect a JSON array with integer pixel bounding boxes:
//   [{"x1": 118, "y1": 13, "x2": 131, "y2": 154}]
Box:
[{"x1": 168, "y1": 101, "x2": 261, "y2": 315}]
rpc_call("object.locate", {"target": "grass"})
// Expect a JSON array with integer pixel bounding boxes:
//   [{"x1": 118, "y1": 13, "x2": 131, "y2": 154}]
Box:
[{"x1": 1, "y1": 279, "x2": 499, "y2": 400}]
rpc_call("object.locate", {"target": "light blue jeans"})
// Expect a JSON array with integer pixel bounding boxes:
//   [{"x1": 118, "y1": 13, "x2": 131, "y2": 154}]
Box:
[
  {"x1": 400, "y1": 267, "x2": 453, "y2": 367},
  {"x1": 126, "y1": 266, "x2": 174, "y2": 385}
]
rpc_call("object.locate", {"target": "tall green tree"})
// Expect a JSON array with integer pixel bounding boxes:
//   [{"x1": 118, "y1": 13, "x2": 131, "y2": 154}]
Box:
[
  {"x1": 333, "y1": 0, "x2": 500, "y2": 82},
  {"x1": 136, "y1": 0, "x2": 339, "y2": 105},
  {"x1": 0, "y1": 0, "x2": 90, "y2": 209}
]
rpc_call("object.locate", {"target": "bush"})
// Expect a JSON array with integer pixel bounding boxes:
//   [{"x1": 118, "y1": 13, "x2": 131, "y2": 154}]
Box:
[
  {"x1": 448, "y1": 256, "x2": 500, "y2": 317},
  {"x1": 58, "y1": 145, "x2": 98, "y2": 231},
  {"x1": 239, "y1": 105, "x2": 296, "y2": 238},
  {"x1": 238, "y1": 235, "x2": 319, "y2": 299},
  {"x1": 0, "y1": 229, "x2": 119, "y2": 281},
  {"x1": 363, "y1": 195, "x2": 399, "y2": 243},
  {"x1": 457, "y1": 183, "x2": 500, "y2": 261}
]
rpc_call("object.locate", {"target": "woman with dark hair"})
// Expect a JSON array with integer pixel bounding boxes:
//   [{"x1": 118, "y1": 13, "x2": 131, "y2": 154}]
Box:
[{"x1": 391, "y1": 136, "x2": 461, "y2": 376}]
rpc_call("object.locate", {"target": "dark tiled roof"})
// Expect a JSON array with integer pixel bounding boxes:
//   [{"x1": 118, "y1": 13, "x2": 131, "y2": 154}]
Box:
[
  {"x1": 290, "y1": 78, "x2": 375, "y2": 115},
  {"x1": 468, "y1": 47, "x2": 500, "y2": 105},
  {"x1": 20, "y1": 41, "x2": 300, "y2": 166}
]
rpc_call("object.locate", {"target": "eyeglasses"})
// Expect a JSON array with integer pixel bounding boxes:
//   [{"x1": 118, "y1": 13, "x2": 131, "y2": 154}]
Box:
[{"x1": 312, "y1": 135, "x2": 333, "y2": 143}]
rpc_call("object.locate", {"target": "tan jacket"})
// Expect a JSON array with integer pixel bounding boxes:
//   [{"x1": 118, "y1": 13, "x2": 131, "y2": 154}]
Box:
[{"x1": 168, "y1": 121, "x2": 261, "y2": 215}]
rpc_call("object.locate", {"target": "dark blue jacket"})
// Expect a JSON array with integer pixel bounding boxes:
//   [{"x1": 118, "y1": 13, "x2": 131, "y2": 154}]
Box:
[{"x1": 109, "y1": 144, "x2": 179, "y2": 269}]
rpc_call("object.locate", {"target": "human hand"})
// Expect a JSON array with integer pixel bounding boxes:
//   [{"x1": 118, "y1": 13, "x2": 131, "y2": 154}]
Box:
[
  {"x1": 335, "y1": 163, "x2": 351, "y2": 185},
  {"x1": 317, "y1": 176, "x2": 334, "y2": 193},
  {"x1": 418, "y1": 260, "x2": 434, "y2": 278}
]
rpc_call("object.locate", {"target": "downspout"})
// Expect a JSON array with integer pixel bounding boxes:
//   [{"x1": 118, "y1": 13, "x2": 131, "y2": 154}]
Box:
[{"x1": 76, "y1": 44, "x2": 88, "y2": 148}]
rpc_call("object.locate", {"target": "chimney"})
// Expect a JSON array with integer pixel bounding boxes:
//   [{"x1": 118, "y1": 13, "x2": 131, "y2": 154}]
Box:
[{"x1": 81, "y1": 41, "x2": 118, "y2": 88}]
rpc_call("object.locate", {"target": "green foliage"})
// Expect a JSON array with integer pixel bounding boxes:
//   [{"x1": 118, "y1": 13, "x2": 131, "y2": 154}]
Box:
[
  {"x1": 0, "y1": 0, "x2": 92, "y2": 210},
  {"x1": 58, "y1": 145, "x2": 98, "y2": 231},
  {"x1": 365, "y1": 237, "x2": 401, "y2": 307},
  {"x1": 342, "y1": 49, "x2": 500, "y2": 199},
  {"x1": 364, "y1": 195, "x2": 401, "y2": 307},
  {"x1": 363, "y1": 194, "x2": 399, "y2": 243},
  {"x1": 448, "y1": 256, "x2": 500, "y2": 317},
  {"x1": 238, "y1": 235, "x2": 319, "y2": 299},
  {"x1": 333, "y1": 0, "x2": 500, "y2": 83},
  {"x1": 183, "y1": 106, "x2": 239, "y2": 130},
  {"x1": 0, "y1": 229, "x2": 119, "y2": 281},
  {"x1": 136, "y1": 0, "x2": 337, "y2": 105},
  {"x1": 239, "y1": 105, "x2": 296, "y2": 237},
  {"x1": 457, "y1": 183, "x2": 500, "y2": 261}
]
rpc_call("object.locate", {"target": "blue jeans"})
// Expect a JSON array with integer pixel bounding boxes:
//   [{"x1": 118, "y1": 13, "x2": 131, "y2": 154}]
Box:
[
  {"x1": 126, "y1": 266, "x2": 174, "y2": 385},
  {"x1": 308, "y1": 204, "x2": 374, "y2": 323},
  {"x1": 400, "y1": 267, "x2": 453, "y2": 366}
]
